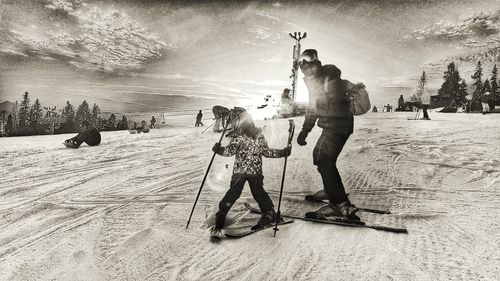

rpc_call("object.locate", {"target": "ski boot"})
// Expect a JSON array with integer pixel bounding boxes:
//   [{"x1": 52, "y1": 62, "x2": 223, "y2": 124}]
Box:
[
  {"x1": 210, "y1": 211, "x2": 226, "y2": 242},
  {"x1": 305, "y1": 201, "x2": 360, "y2": 222},
  {"x1": 304, "y1": 189, "x2": 328, "y2": 202},
  {"x1": 63, "y1": 140, "x2": 79, "y2": 149},
  {"x1": 251, "y1": 209, "x2": 279, "y2": 230},
  {"x1": 210, "y1": 227, "x2": 223, "y2": 242}
]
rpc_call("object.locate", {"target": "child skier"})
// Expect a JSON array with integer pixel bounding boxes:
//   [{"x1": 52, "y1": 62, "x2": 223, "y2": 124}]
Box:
[{"x1": 210, "y1": 107, "x2": 291, "y2": 238}]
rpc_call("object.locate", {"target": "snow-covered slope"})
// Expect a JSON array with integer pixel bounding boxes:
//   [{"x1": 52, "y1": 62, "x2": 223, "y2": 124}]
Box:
[{"x1": 0, "y1": 112, "x2": 499, "y2": 280}]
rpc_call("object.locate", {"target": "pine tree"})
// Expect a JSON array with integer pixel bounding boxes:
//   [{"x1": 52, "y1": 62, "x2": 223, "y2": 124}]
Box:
[
  {"x1": 411, "y1": 71, "x2": 427, "y2": 102},
  {"x1": 107, "y1": 113, "x2": 117, "y2": 130},
  {"x1": 11, "y1": 101, "x2": 19, "y2": 129},
  {"x1": 483, "y1": 79, "x2": 491, "y2": 93},
  {"x1": 6, "y1": 114, "x2": 14, "y2": 135},
  {"x1": 471, "y1": 61, "x2": 483, "y2": 99},
  {"x1": 91, "y1": 103, "x2": 100, "y2": 125},
  {"x1": 18, "y1": 91, "x2": 31, "y2": 128},
  {"x1": 29, "y1": 98, "x2": 43, "y2": 130},
  {"x1": 0, "y1": 110, "x2": 6, "y2": 134},
  {"x1": 118, "y1": 115, "x2": 128, "y2": 130},
  {"x1": 75, "y1": 100, "x2": 91, "y2": 126},
  {"x1": 458, "y1": 79, "x2": 468, "y2": 103},
  {"x1": 61, "y1": 101, "x2": 76, "y2": 132},
  {"x1": 438, "y1": 62, "x2": 468, "y2": 106},
  {"x1": 490, "y1": 64, "x2": 499, "y2": 104}
]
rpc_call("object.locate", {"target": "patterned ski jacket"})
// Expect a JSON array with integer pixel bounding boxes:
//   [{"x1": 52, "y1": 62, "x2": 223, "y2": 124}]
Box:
[{"x1": 215, "y1": 131, "x2": 284, "y2": 176}]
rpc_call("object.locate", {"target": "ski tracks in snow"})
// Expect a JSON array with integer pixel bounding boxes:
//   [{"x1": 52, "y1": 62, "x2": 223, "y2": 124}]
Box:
[{"x1": 0, "y1": 113, "x2": 499, "y2": 280}]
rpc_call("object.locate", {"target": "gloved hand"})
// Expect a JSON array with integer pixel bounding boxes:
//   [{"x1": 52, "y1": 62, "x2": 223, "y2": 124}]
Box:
[
  {"x1": 282, "y1": 146, "x2": 292, "y2": 157},
  {"x1": 297, "y1": 130, "x2": 308, "y2": 146},
  {"x1": 212, "y1": 142, "x2": 222, "y2": 153}
]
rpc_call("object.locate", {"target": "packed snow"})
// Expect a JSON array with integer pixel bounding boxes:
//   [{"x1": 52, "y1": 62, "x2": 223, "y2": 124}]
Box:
[{"x1": 0, "y1": 112, "x2": 499, "y2": 281}]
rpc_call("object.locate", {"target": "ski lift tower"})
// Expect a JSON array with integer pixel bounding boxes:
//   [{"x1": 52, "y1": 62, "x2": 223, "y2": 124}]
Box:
[
  {"x1": 43, "y1": 108, "x2": 63, "y2": 135},
  {"x1": 289, "y1": 32, "x2": 307, "y2": 102}
]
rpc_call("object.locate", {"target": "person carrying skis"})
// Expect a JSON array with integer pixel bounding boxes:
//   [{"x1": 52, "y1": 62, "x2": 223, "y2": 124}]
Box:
[
  {"x1": 64, "y1": 120, "x2": 101, "y2": 148},
  {"x1": 421, "y1": 88, "x2": 431, "y2": 120},
  {"x1": 210, "y1": 107, "x2": 291, "y2": 237},
  {"x1": 296, "y1": 49, "x2": 360, "y2": 221},
  {"x1": 482, "y1": 91, "x2": 491, "y2": 114},
  {"x1": 195, "y1": 110, "x2": 203, "y2": 127}
]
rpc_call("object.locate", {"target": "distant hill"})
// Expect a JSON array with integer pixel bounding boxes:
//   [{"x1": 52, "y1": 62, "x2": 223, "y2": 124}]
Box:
[{"x1": 0, "y1": 101, "x2": 15, "y2": 113}]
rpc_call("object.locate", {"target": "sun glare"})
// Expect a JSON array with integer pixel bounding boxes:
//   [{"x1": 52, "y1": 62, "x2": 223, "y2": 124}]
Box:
[{"x1": 295, "y1": 71, "x2": 309, "y2": 103}]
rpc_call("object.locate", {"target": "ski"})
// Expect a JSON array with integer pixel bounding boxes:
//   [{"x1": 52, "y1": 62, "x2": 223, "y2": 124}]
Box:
[
  {"x1": 294, "y1": 197, "x2": 391, "y2": 214},
  {"x1": 224, "y1": 220, "x2": 294, "y2": 239},
  {"x1": 244, "y1": 203, "x2": 407, "y2": 234}
]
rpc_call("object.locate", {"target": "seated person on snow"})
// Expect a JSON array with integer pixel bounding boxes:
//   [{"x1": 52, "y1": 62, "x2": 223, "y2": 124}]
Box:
[
  {"x1": 210, "y1": 107, "x2": 291, "y2": 238},
  {"x1": 64, "y1": 120, "x2": 101, "y2": 148},
  {"x1": 132, "y1": 120, "x2": 150, "y2": 133}
]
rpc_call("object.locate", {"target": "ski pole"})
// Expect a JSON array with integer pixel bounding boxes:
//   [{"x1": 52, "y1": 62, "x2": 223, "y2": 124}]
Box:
[
  {"x1": 200, "y1": 121, "x2": 216, "y2": 134},
  {"x1": 186, "y1": 110, "x2": 242, "y2": 228},
  {"x1": 273, "y1": 119, "x2": 295, "y2": 237},
  {"x1": 413, "y1": 108, "x2": 419, "y2": 120},
  {"x1": 186, "y1": 121, "x2": 230, "y2": 229}
]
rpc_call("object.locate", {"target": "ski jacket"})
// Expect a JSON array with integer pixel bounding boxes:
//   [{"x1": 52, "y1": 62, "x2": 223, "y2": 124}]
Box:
[
  {"x1": 421, "y1": 90, "x2": 431, "y2": 105},
  {"x1": 302, "y1": 79, "x2": 354, "y2": 135},
  {"x1": 215, "y1": 131, "x2": 283, "y2": 176},
  {"x1": 300, "y1": 61, "x2": 354, "y2": 134}
]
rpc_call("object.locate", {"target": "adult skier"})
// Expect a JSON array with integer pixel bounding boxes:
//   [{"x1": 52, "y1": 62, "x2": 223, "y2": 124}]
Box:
[
  {"x1": 210, "y1": 108, "x2": 291, "y2": 239},
  {"x1": 421, "y1": 89, "x2": 431, "y2": 120},
  {"x1": 398, "y1": 95, "x2": 405, "y2": 111},
  {"x1": 195, "y1": 110, "x2": 204, "y2": 127},
  {"x1": 150, "y1": 116, "x2": 156, "y2": 129},
  {"x1": 482, "y1": 91, "x2": 491, "y2": 114},
  {"x1": 296, "y1": 49, "x2": 360, "y2": 221}
]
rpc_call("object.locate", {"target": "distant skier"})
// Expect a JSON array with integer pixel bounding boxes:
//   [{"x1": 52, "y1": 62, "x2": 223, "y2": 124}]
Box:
[
  {"x1": 212, "y1": 105, "x2": 229, "y2": 132},
  {"x1": 482, "y1": 91, "x2": 491, "y2": 114},
  {"x1": 210, "y1": 107, "x2": 291, "y2": 239},
  {"x1": 150, "y1": 116, "x2": 156, "y2": 129},
  {"x1": 421, "y1": 89, "x2": 431, "y2": 120},
  {"x1": 296, "y1": 49, "x2": 360, "y2": 221},
  {"x1": 398, "y1": 95, "x2": 405, "y2": 111},
  {"x1": 64, "y1": 120, "x2": 101, "y2": 148},
  {"x1": 195, "y1": 110, "x2": 204, "y2": 127}
]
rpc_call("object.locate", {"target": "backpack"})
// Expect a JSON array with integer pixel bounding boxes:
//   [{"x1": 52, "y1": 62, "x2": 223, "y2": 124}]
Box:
[
  {"x1": 346, "y1": 82, "x2": 371, "y2": 115},
  {"x1": 322, "y1": 79, "x2": 371, "y2": 116}
]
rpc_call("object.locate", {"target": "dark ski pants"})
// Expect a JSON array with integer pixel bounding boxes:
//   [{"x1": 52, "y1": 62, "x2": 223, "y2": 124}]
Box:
[
  {"x1": 422, "y1": 104, "x2": 429, "y2": 119},
  {"x1": 69, "y1": 131, "x2": 101, "y2": 147},
  {"x1": 313, "y1": 131, "x2": 350, "y2": 204},
  {"x1": 215, "y1": 175, "x2": 274, "y2": 228}
]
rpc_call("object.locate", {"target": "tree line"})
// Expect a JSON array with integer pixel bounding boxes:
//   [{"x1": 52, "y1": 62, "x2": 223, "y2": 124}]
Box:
[
  {"x1": 0, "y1": 91, "x2": 129, "y2": 137},
  {"x1": 410, "y1": 61, "x2": 499, "y2": 112}
]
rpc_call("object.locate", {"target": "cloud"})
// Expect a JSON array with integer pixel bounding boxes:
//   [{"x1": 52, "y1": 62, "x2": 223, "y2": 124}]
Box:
[
  {"x1": 405, "y1": 12, "x2": 500, "y2": 42},
  {"x1": 1, "y1": 0, "x2": 168, "y2": 72},
  {"x1": 405, "y1": 10, "x2": 500, "y2": 64},
  {"x1": 0, "y1": 49, "x2": 29, "y2": 57}
]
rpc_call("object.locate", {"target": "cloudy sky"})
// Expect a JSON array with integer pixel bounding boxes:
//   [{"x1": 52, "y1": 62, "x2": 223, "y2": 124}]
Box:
[{"x1": 1, "y1": 0, "x2": 500, "y2": 112}]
